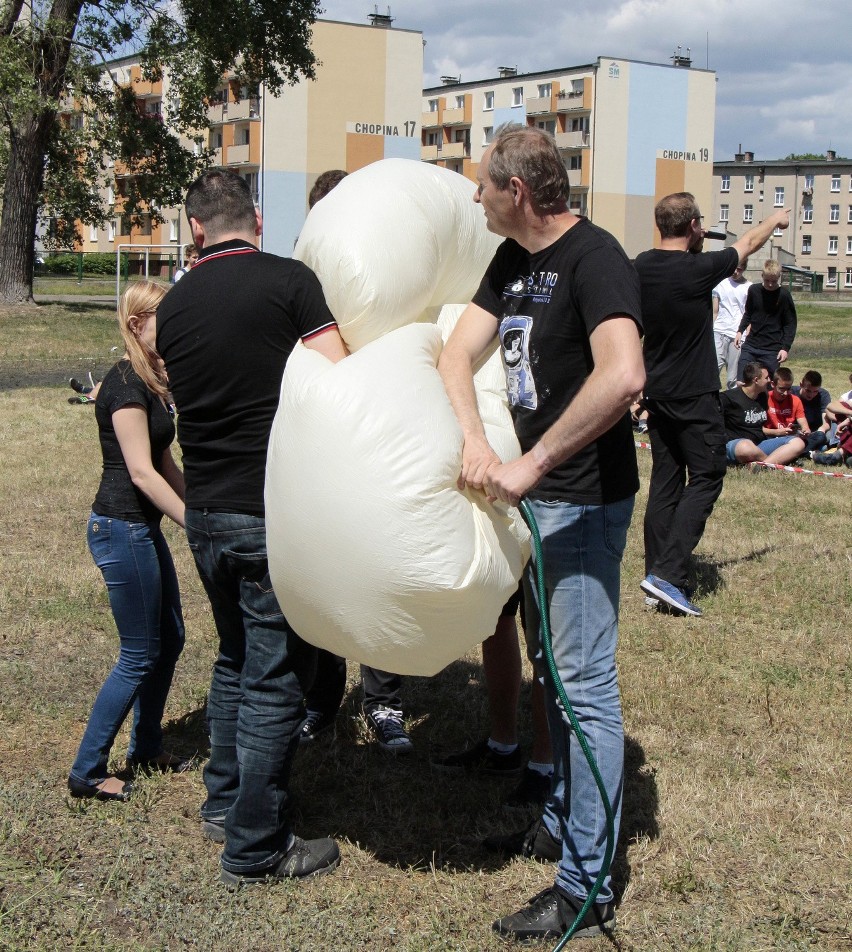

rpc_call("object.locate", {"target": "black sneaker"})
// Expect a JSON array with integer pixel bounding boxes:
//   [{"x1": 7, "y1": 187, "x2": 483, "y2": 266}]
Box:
[
  {"x1": 365, "y1": 706, "x2": 413, "y2": 754},
  {"x1": 69, "y1": 376, "x2": 92, "y2": 395},
  {"x1": 220, "y1": 835, "x2": 340, "y2": 886},
  {"x1": 483, "y1": 816, "x2": 562, "y2": 862},
  {"x1": 504, "y1": 766, "x2": 552, "y2": 808},
  {"x1": 492, "y1": 886, "x2": 615, "y2": 942},
  {"x1": 202, "y1": 817, "x2": 226, "y2": 844},
  {"x1": 299, "y1": 709, "x2": 336, "y2": 744},
  {"x1": 431, "y1": 737, "x2": 523, "y2": 777}
]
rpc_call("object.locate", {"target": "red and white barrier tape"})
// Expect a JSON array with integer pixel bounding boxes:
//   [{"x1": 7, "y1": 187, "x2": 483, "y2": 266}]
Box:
[{"x1": 634, "y1": 440, "x2": 852, "y2": 480}]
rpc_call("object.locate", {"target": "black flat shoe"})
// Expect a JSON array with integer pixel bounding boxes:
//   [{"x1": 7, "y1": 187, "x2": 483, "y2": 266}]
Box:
[
  {"x1": 68, "y1": 776, "x2": 133, "y2": 802},
  {"x1": 126, "y1": 752, "x2": 194, "y2": 775}
]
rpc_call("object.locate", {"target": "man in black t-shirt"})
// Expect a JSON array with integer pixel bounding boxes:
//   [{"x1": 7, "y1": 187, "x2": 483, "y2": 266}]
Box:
[
  {"x1": 634, "y1": 193, "x2": 790, "y2": 617},
  {"x1": 440, "y1": 125, "x2": 645, "y2": 943},
  {"x1": 157, "y1": 170, "x2": 347, "y2": 886}
]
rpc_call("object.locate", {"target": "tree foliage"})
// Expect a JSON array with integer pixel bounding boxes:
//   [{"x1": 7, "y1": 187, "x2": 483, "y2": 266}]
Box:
[
  {"x1": 784, "y1": 152, "x2": 848, "y2": 161},
  {"x1": 0, "y1": 0, "x2": 321, "y2": 302}
]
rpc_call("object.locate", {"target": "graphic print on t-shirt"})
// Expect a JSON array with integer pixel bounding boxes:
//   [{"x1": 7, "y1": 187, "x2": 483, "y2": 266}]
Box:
[{"x1": 500, "y1": 314, "x2": 537, "y2": 409}]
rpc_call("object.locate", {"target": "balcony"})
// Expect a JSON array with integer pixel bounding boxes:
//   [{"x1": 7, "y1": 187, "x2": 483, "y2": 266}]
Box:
[
  {"x1": 555, "y1": 130, "x2": 589, "y2": 150},
  {"x1": 207, "y1": 102, "x2": 226, "y2": 124},
  {"x1": 441, "y1": 141, "x2": 470, "y2": 159},
  {"x1": 228, "y1": 98, "x2": 261, "y2": 121},
  {"x1": 422, "y1": 111, "x2": 441, "y2": 129},
  {"x1": 421, "y1": 144, "x2": 440, "y2": 161},
  {"x1": 210, "y1": 147, "x2": 223, "y2": 165},
  {"x1": 441, "y1": 106, "x2": 467, "y2": 126},
  {"x1": 226, "y1": 143, "x2": 251, "y2": 164},
  {"x1": 567, "y1": 169, "x2": 583, "y2": 188},
  {"x1": 526, "y1": 96, "x2": 553, "y2": 115},
  {"x1": 556, "y1": 91, "x2": 587, "y2": 112}
]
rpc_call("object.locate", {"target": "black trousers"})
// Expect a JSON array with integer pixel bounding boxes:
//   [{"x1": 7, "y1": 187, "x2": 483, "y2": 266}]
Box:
[
  {"x1": 643, "y1": 392, "x2": 728, "y2": 590},
  {"x1": 738, "y1": 344, "x2": 780, "y2": 379},
  {"x1": 305, "y1": 649, "x2": 402, "y2": 716}
]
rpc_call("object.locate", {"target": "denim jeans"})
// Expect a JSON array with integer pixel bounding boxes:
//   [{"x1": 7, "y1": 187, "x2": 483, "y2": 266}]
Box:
[
  {"x1": 185, "y1": 509, "x2": 317, "y2": 876},
  {"x1": 305, "y1": 649, "x2": 403, "y2": 716},
  {"x1": 70, "y1": 514, "x2": 185, "y2": 786},
  {"x1": 522, "y1": 496, "x2": 634, "y2": 906}
]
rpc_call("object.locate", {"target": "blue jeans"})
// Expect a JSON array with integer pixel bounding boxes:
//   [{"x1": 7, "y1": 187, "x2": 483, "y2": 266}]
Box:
[
  {"x1": 185, "y1": 509, "x2": 317, "y2": 876},
  {"x1": 70, "y1": 515, "x2": 185, "y2": 786},
  {"x1": 522, "y1": 496, "x2": 633, "y2": 906}
]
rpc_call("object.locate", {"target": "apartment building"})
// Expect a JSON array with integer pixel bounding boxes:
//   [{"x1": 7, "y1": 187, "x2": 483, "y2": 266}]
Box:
[
  {"x1": 712, "y1": 150, "x2": 852, "y2": 288},
  {"x1": 422, "y1": 56, "x2": 717, "y2": 258},
  {"x1": 78, "y1": 16, "x2": 423, "y2": 261}
]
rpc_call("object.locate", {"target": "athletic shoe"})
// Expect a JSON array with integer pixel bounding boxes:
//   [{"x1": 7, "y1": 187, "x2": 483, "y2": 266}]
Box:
[
  {"x1": 202, "y1": 817, "x2": 226, "y2": 844},
  {"x1": 640, "y1": 574, "x2": 702, "y2": 617},
  {"x1": 68, "y1": 395, "x2": 95, "y2": 404},
  {"x1": 299, "y1": 709, "x2": 336, "y2": 744},
  {"x1": 491, "y1": 886, "x2": 615, "y2": 942},
  {"x1": 69, "y1": 376, "x2": 92, "y2": 395},
  {"x1": 431, "y1": 737, "x2": 523, "y2": 776},
  {"x1": 366, "y1": 706, "x2": 413, "y2": 754},
  {"x1": 483, "y1": 816, "x2": 562, "y2": 862},
  {"x1": 220, "y1": 835, "x2": 340, "y2": 886},
  {"x1": 504, "y1": 766, "x2": 552, "y2": 807}
]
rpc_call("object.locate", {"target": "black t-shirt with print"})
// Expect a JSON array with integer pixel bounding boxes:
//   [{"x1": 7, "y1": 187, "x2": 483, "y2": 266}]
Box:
[
  {"x1": 634, "y1": 246, "x2": 739, "y2": 400},
  {"x1": 472, "y1": 218, "x2": 643, "y2": 504},
  {"x1": 156, "y1": 239, "x2": 338, "y2": 516},
  {"x1": 92, "y1": 359, "x2": 176, "y2": 522},
  {"x1": 720, "y1": 386, "x2": 769, "y2": 442}
]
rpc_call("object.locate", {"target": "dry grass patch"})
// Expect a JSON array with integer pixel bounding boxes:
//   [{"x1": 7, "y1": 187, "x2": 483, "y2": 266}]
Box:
[{"x1": 1, "y1": 303, "x2": 850, "y2": 950}]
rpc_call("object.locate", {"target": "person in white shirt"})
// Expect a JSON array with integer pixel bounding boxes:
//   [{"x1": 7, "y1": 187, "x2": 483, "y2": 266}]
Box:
[{"x1": 712, "y1": 260, "x2": 750, "y2": 388}]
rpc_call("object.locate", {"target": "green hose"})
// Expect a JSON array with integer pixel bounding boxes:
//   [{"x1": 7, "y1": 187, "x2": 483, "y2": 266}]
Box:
[{"x1": 519, "y1": 499, "x2": 616, "y2": 950}]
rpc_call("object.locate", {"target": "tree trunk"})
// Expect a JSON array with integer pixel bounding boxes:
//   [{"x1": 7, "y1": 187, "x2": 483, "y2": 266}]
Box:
[
  {"x1": 0, "y1": 110, "x2": 55, "y2": 304},
  {"x1": 0, "y1": 0, "x2": 85, "y2": 303}
]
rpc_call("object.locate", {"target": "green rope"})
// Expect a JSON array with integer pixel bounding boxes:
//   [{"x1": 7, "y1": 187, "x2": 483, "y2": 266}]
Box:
[{"x1": 519, "y1": 499, "x2": 616, "y2": 949}]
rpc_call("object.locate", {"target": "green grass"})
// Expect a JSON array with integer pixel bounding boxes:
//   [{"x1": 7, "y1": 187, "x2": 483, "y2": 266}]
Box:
[{"x1": 0, "y1": 300, "x2": 850, "y2": 950}]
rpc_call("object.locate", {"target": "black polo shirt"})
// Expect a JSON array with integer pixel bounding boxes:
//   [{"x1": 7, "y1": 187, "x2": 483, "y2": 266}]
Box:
[{"x1": 156, "y1": 239, "x2": 337, "y2": 516}]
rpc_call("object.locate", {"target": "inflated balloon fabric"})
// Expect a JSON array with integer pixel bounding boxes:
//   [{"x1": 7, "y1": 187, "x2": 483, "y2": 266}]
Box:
[
  {"x1": 266, "y1": 317, "x2": 529, "y2": 676},
  {"x1": 294, "y1": 159, "x2": 501, "y2": 351},
  {"x1": 266, "y1": 160, "x2": 529, "y2": 676}
]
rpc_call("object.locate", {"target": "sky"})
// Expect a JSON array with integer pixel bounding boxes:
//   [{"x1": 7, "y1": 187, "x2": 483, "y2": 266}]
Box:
[{"x1": 319, "y1": 0, "x2": 850, "y2": 161}]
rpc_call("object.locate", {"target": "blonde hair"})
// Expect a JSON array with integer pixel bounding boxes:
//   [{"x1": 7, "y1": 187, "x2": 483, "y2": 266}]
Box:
[
  {"x1": 118, "y1": 281, "x2": 169, "y2": 400},
  {"x1": 762, "y1": 259, "x2": 781, "y2": 278}
]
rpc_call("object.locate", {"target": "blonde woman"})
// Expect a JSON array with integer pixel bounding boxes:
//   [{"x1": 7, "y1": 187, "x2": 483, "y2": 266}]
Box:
[{"x1": 68, "y1": 282, "x2": 188, "y2": 801}]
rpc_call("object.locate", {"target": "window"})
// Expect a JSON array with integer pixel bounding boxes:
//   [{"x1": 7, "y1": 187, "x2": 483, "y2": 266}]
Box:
[
  {"x1": 512, "y1": 86, "x2": 523, "y2": 107},
  {"x1": 830, "y1": 204, "x2": 840, "y2": 223},
  {"x1": 569, "y1": 116, "x2": 588, "y2": 132},
  {"x1": 846, "y1": 267, "x2": 852, "y2": 287},
  {"x1": 568, "y1": 154, "x2": 582, "y2": 170},
  {"x1": 720, "y1": 174, "x2": 730, "y2": 192},
  {"x1": 107, "y1": 220, "x2": 116, "y2": 242},
  {"x1": 828, "y1": 236, "x2": 838, "y2": 255},
  {"x1": 831, "y1": 174, "x2": 840, "y2": 191},
  {"x1": 847, "y1": 236, "x2": 852, "y2": 254},
  {"x1": 774, "y1": 186, "x2": 784, "y2": 206},
  {"x1": 801, "y1": 234, "x2": 811, "y2": 254},
  {"x1": 169, "y1": 219, "x2": 178, "y2": 241},
  {"x1": 453, "y1": 129, "x2": 467, "y2": 143},
  {"x1": 805, "y1": 173, "x2": 815, "y2": 190},
  {"x1": 803, "y1": 204, "x2": 813, "y2": 223},
  {"x1": 744, "y1": 174, "x2": 754, "y2": 192},
  {"x1": 428, "y1": 98, "x2": 438, "y2": 112},
  {"x1": 89, "y1": 225, "x2": 98, "y2": 242},
  {"x1": 483, "y1": 126, "x2": 493, "y2": 145},
  {"x1": 537, "y1": 82, "x2": 552, "y2": 98},
  {"x1": 483, "y1": 91, "x2": 494, "y2": 110},
  {"x1": 719, "y1": 204, "x2": 729, "y2": 222},
  {"x1": 426, "y1": 131, "x2": 440, "y2": 146},
  {"x1": 848, "y1": 205, "x2": 852, "y2": 224},
  {"x1": 106, "y1": 184, "x2": 114, "y2": 205},
  {"x1": 743, "y1": 204, "x2": 753, "y2": 223},
  {"x1": 536, "y1": 119, "x2": 556, "y2": 135},
  {"x1": 827, "y1": 266, "x2": 837, "y2": 286},
  {"x1": 455, "y1": 95, "x2": 465, "y2": 109}
]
